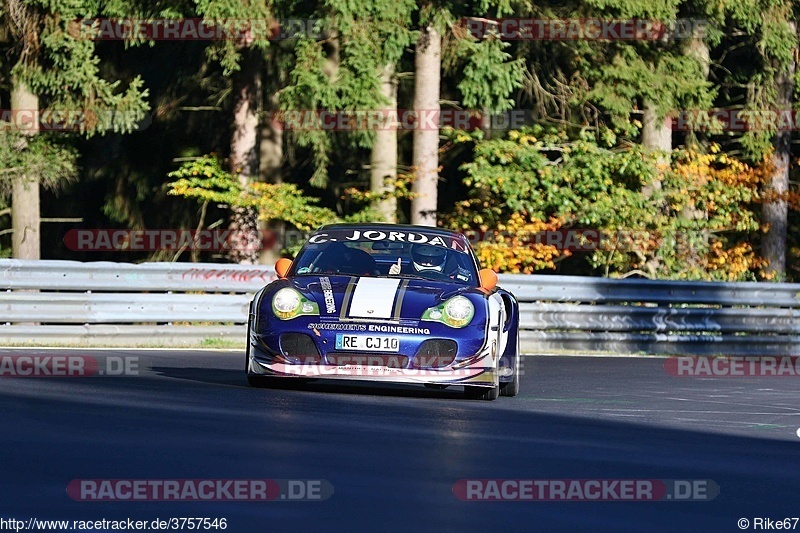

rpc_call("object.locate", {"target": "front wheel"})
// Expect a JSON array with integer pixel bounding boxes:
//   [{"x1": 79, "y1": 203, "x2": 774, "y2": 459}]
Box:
[
  {"x1": 499, "y1": 366, "x2": 519, "y2": 397},
  {"x1": 245, "y1": 328, "x2": 281, "y2": 388},
  {"x1": 246, "y1": 351, "x2": 314, "y2": 388},
  {"x1": 500, "y1": 337, "x2": 521, "y2": 397},
  {"x1": 245, "y1": 348, "x2": 276, "y2": 388}
]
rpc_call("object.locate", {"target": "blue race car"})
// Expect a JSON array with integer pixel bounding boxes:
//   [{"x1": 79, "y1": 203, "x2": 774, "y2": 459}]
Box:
[{"x1": 246, "y1": 223, "x2": 520, "y2": 400}]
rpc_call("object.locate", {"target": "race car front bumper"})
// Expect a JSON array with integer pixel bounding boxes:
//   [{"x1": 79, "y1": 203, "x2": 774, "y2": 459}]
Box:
[{"x1": 247, "y1": 330, "x2": 500, "y2": 388}]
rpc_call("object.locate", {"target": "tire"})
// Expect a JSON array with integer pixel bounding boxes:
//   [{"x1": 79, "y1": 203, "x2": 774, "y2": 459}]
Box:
[
  {"x1": 499, "y1": 365, "x2": 519, "y2": 397},
  {"x1": 245, "y1": 345, "x2": 274, "y2": 388},
  {"x1": 245, "y1": 324, "x2": 276, "y2": 388},
  {"x1": 464, "y1": 383, "x2": 499, "y2": 401},
  {"x1": 246, "y1": 338, "x2": 313, "y2": 388},
  {"x1": 500, "y1": 335, "x2": 521, "y2": 397}
]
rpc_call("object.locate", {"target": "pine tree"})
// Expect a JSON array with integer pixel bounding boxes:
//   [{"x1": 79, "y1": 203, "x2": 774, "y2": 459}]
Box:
[
  {"x1": 1, "y1": 0, "x2": 149, "y2": 259},
  {"x1": 411, "y1": 1, "x2": 524, "y2": 226}
]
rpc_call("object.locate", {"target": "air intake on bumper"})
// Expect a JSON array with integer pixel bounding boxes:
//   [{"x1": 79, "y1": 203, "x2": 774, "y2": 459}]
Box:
[
  {"x1": 413, "y1": 340, "x2": 457, "y2": 368},
  {"x1": 280, "y1": 333, "x2": 321, "y2": 364}
]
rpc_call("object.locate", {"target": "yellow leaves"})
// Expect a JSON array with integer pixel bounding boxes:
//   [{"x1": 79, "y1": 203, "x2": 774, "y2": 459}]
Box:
[
  {"x1": 703, "y1": 240, "x2": 767, "y2": 281},
  {"x1": 672, "y1": 147, "x2": 767, "y2": 189},
  {"x1": 505, "y1": 131, "x2": 537, "y2": 146},
  {"x1": 473, "y1": 213, "x2": 566, "y2": 273},
  {"x1": 786, "y1": 191, "x2": 800, "y2": 210},
  {"x1": 167, "y1": 184, "x2": 187, "y2": 196}
]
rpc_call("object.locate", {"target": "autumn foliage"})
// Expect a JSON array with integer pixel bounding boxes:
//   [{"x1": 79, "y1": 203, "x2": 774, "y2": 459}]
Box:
[{"x1": 446, "y1": 127, "x2": 783, "y2": 281}]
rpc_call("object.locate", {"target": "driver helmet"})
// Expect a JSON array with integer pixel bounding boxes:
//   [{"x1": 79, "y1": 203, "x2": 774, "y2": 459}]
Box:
[{"x1": 411, "y1": 244, "x2": 447, "y2": 272}]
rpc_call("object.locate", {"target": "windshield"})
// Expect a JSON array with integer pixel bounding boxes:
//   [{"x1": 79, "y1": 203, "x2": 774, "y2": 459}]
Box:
[{"x1": 290, "y1": 229, "x2": 480, "y2": 286}]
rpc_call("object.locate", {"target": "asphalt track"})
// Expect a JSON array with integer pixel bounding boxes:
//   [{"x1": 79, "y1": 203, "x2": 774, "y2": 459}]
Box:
[{"x1": 1, "y1": 349, "x2": 799, "y2": 532}]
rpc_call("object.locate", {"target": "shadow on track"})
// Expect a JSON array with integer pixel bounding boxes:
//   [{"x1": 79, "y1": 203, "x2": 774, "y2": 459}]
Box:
[{"x1": 150, "y1": 365, "x2": 466, "y2": 400}]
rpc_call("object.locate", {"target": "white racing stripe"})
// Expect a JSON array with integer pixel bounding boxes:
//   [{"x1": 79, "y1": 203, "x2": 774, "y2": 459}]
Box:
[{"x1": 347, "y1": 278, "x2": 401, "y2": 319}]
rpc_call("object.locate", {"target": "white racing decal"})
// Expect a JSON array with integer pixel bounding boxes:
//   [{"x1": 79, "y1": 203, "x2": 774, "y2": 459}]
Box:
[
  {"x1": 320, "y1": 276, "x2": 336, "y2": 313},
  {"x1": 307, "y1": 323, "x2": 367, "y2": 331},
  {"x1": 367, "y1": 324, "x2": 430, "y2": 334},
  {"x1": 308, "y1": 229, "x2": 468, "y2": 253},
  {"x1": 489, "y1": 293, "x2": 507, "y2": 358},
  {"x1": 347, "y1": 278, "x2": 400, "y2": 319}
]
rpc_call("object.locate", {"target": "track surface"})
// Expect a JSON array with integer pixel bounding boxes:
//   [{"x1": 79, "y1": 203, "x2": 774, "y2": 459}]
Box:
[{"x1": 1, "y1": 349, "x2": 799, "y2": 532}]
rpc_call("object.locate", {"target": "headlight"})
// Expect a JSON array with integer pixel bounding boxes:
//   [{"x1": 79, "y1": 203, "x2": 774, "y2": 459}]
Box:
[
  {"x1": 422, "y1": 295, "x2": 475, "y2": 328},
  {"x1": 445, "y1": 296, "x2": 474, "y2": 325},
  {"x1": 272, "y1": 288, "x2": 319, "y2": 320}
]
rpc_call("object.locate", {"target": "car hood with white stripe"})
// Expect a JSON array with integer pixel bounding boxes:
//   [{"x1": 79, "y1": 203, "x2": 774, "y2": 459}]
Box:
[{"x1": 275, "y1": 275, "x2": 486, "y2": 322}]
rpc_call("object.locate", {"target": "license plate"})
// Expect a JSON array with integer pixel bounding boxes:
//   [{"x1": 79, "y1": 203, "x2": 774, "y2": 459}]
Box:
[{"x1": 335, "y1": 334, "x2": 399, "y2": 352}]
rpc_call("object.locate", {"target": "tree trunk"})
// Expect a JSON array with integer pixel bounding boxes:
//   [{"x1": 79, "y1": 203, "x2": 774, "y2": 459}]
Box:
[
  {"x1": 639, "y1": 99, "x2": 672, "y2": 277},
  {"x1": 370, "y1": 63, "x2": 398, "y2": 223},
  {"x1": 684, "y1": 29, "x2": 710, "y2": 149},
  {"x1": 680, "y1": 32, "x2": 710, "y2": 228},
  {"x1": 686, "y1": 29, "x2": 711, "y2": 79},
  {"x1": 762, "y1": 27, "x2": 795, "y2": 279},
  {"x1": 228, "y1": 47, "x2": 262, "y2": 264},
  {"x1": 641, "y1": 99, "x2": 672, "y2": 199},
  {"x1": 641, "y1": 100, "x2": 672, "y2": 156},
  {"x1": 259, "y1": 107, "x2": 282, "y2": 184},
  {"x1": 258, "y1": 49, "x2": 284, "y2": 265},
  {"x1": 411, "y1": 24, "x2": 441, "y2": 227},
  {"x1": 11, "y1": 79, "x2": 40, "y2": 260}
]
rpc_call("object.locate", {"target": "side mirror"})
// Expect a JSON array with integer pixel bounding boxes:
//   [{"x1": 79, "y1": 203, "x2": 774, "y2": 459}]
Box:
[
  {"x1": 275, "y1": 258, "x2": 292, "y2": 279},
  {"x1": 479, "y1": 268, "x2": 498, "y2": 292}
]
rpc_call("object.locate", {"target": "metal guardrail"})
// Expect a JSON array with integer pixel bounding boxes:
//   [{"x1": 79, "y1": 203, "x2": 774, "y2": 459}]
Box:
[
  {"x1": 501, "y1": 274, "x2": 800, "y2": 355},
  {"x1": 0, "y1": 260, "x2": 273, "y2": 292},
  {"x1": 0, "y1": 260, "x2": 271, "y2": 345},
  {"x1": 1, "y1": 259, "x2": 799, "y2": 354}
]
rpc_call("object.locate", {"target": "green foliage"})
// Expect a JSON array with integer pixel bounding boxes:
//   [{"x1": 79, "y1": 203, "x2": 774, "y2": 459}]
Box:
[
  {"x1": 0, "y1": 131, "x2": 78, "y2": 198},
  {"x1": 449, "y1": 126, "x2": 768, "y2": 280},
  {"x1": 9, "y1": 0, "x2": 151, "y2": 138},
  {"x1": 457, "y1": 35, "x2": 525, "y2": 114},
  {"x1": 167, "y1": 155, "x2": 413, "y2": 253},
  {"x1": 194, "y1": 0, "x2": 272, "y2": 75},
  {"x1": 167, "y1": 155, "x2": 341, "y2": 231},
  {"x1": 279, "y1": 38, "x2": 337, "y2": 187},
  {"x1": 587, "y1": 48, "x2": 716, "y2": 126},
  {"x1": 278, "y1": 0, "x2": 416, "y2": 187},
  {"x1": 0, "y1": 131, "x2": 77, "y2": 255},
  {"x1": 0, "y1": 0, "x2": 796, "y2": 281},
  {"x1": 455, "y1": 125, "x2": 658, "y2": 225},
  {"x1": 720, "y1": 0, "x2": 797, "y2": 159}
]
